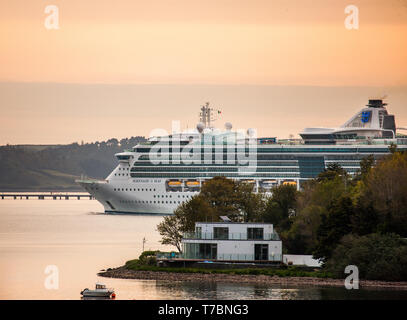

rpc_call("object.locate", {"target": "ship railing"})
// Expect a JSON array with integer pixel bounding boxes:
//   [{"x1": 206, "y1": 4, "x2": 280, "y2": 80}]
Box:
[{"x1": 156, "y1": 252, "x2": 181, "y2": 259}]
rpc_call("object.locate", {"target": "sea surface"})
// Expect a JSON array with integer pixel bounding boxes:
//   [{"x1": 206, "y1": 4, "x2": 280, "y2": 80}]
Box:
[{"x1": 0, "y1": 199, "x2": 406, "y2": 300}]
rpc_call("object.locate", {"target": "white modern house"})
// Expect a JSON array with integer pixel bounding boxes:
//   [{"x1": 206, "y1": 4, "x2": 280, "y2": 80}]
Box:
[{"x1": 181, "y1": 222, "x2": 282, "y2": 262}]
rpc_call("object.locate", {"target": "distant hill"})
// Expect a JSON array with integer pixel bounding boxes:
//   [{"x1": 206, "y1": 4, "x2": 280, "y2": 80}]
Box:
[{"x1": 0, "y1": 137, "x2": 146, "y2": 191}]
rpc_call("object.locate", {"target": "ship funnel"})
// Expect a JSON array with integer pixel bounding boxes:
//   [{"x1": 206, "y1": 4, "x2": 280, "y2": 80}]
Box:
[{"x1": 366, "y1": 99, "x2": 387, "y2": 108}]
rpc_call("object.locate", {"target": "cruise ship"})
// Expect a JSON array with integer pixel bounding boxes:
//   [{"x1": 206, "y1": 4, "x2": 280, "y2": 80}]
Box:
[{"x1": 77, "y1": 100, "x2": 407, "y2": 214}]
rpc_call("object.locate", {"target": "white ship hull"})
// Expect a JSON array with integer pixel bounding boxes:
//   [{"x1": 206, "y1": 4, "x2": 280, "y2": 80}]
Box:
[{"x1": 77, "y1": 178, "x2": 198, "y2": 215}]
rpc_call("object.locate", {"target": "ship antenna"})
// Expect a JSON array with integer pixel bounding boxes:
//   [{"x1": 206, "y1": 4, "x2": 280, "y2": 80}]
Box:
[{"x1": 199, "y1": 102, "x2": 221, "y2": 129}]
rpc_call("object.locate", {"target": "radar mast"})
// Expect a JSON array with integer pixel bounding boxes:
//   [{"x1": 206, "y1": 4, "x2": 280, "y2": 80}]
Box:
[{"x1": 199, "y1": 102, "x2": 221, "y2": 128}]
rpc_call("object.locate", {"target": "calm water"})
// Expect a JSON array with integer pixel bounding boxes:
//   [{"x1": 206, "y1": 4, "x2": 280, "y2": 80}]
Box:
[{"x1": 0, "y1": 199, "x2": 406, "y2": 300}]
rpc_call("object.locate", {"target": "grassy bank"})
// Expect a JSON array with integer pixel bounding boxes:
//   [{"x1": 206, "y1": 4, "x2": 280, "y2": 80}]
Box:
[{"x1": 124, "y1": 259, "x2": 334, "y2": 279}]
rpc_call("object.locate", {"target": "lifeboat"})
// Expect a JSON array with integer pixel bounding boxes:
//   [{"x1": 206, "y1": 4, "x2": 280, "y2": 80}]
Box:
[
  {"x1": 167, "y1": 180, "x2": 182, "y2": 186},
  {"x1": 186, "y1": 180, "x2": 200, "y2": 187},
  {"x1": 282, "y1": 180, "x2": 297, "y2": 186},
  {"x1": 261, "y1": 179, "x2": 277, "y2": 184},
  {"x1": 260, "y1": 179, "x2": 277, "y2": 189}
]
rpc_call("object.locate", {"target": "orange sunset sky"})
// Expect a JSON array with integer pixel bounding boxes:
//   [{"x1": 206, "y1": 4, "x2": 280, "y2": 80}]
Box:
[{"x1": 0, "y1": 0, "x2": 406, "y2": 144}]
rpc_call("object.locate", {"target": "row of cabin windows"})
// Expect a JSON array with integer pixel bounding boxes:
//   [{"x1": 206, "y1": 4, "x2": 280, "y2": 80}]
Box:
[
  {"x1": 131, "y1": 167, "x2": 301, "y2": 172},
  {"x1": 113, "y1": 188, "x2": 157, "y2": 192},
  {"x1": 130, "y1": 168, "x2": 358, "y2": 179},
  {"x1": 132, "y1": 161, "x2": 362, "y2": 168},
  {"x1": 115, "y1": 167, "x2": 130, "y2": 176},
  {"x1": 119, "y1": 199, "x2": 186, "y2": 205},
  {"x1": 137, "y1": 153, "x2": 386, "y2": 162},
  {"x1": 131, "y1": 172, "x2": 300, "y2": 178},
  {"x1": 133, "y1": 161, "x2": 300, "y2": 167},
  {"x1": 154, "y1": 194, "x2": 192, "y2": 199},
  {"x1": 135, "y1": 147, "x2": 388, "y2": 153},
  {"x1": 112, "y1": 188, "x2": 193, "y2": 200},
  {"x1": 138, "y1": 154, "x2": 385, "y2": 162}
]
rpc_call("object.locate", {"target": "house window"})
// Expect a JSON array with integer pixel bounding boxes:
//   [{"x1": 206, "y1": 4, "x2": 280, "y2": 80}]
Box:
[
  {"x1": 213, "y1": 227, "x2": 228, "y2": 240},
  {"x1": 196, "y1": 226, "x2": 202, "y2": 238},
  {"x1": 183, "y1": 243, "x2": 216, "y2": 259},
  {"x1": 247, "y1": 228, "x2": 264, "y2": 240},
  {"x1": 199, "y1": 243, "x2": 217, "y2": 259},
  {"x1": 254, "y1": 244, "x2": 269, "y2": 260}
]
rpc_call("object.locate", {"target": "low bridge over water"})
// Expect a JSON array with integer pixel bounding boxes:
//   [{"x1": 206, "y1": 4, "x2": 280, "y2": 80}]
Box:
[{"x1": 0, "y1": 193, "x2": 94, "y2": 200}]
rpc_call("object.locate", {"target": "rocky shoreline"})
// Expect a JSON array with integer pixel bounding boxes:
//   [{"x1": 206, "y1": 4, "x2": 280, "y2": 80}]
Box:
[{"x1": 98, "y1": 266, "x2": 407, "y2": 289}]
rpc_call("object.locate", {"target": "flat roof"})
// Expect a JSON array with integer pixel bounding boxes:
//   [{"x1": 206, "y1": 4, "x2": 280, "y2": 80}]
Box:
[{"x1": 195, "y1": 222, "x2": 273, "y2": 225}]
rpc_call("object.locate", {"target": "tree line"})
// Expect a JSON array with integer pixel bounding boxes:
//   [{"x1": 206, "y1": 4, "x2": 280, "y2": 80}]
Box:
[
  {"x1": 158, "y1": 150, "x2": 407, "y2": 280},
  {"x1": 0, "y1": 136, "x2": 146, "y2": 190}
]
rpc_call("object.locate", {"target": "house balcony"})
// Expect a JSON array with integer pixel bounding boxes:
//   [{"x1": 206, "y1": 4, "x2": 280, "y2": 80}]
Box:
[
  {"x1": 182, "y1": 232, "x2": 280, "y2": 241},
  {"x1": 181, "y1": 253, "x2": 282, "y2": 262},
  {"x1": 156, "y1": 252, "x2": 282, "y2": 262}
]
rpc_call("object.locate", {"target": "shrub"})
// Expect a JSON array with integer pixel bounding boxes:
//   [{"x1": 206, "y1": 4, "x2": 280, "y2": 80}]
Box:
[
  {"x1": 325, "y1": 233, "x2": 407, "y2": 281},
  {"x1": 138, "y1": 250, "x2": 160, "y2": 266}
]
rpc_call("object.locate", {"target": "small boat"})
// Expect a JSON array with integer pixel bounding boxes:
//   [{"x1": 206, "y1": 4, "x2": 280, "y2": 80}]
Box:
[{"x1": 80, "y1": 282, "x2": 115, "y2": 298}]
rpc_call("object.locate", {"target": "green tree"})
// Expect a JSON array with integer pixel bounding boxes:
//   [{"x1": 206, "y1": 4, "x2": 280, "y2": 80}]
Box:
[
  {"x1": 317, "y1": 163, "x2": 348, "y2": 182},
  {"x1": 354, "y1": 155, "x2": 375, "y2": 182},
  {"x1": 388, "y1": 143, "x2": 398, "y2": 154},
  {"x1": 363, "y1": 152, "x2": 407, "y2": 236},
  {"x1": 351, "y1": 198, "x2": 379, "y2": 236},
  {"x1": 313, "y1": 196, "x2": 354, "y2": 263},
  {"x1": 237, "y1": 182, "x2": 266, "y2": 222},
  {"x1": 156, "y1": 214, "x2": 183, "y2": 253},
  {"x1": 326, "y1": 233, "x2": 407, "y2": 281},
  {"x1": 262, "y1": 184, "x2": 297, "y2": 232},
  {"x1": 199, "y1": 176, "x2": 240, "y2": 218},
  {"x1": 285, "y1": 204, "x2": 324, "y2": 254},
  {"x1": 174, "y1": 196, "x2": 216, "y2": 232}
]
